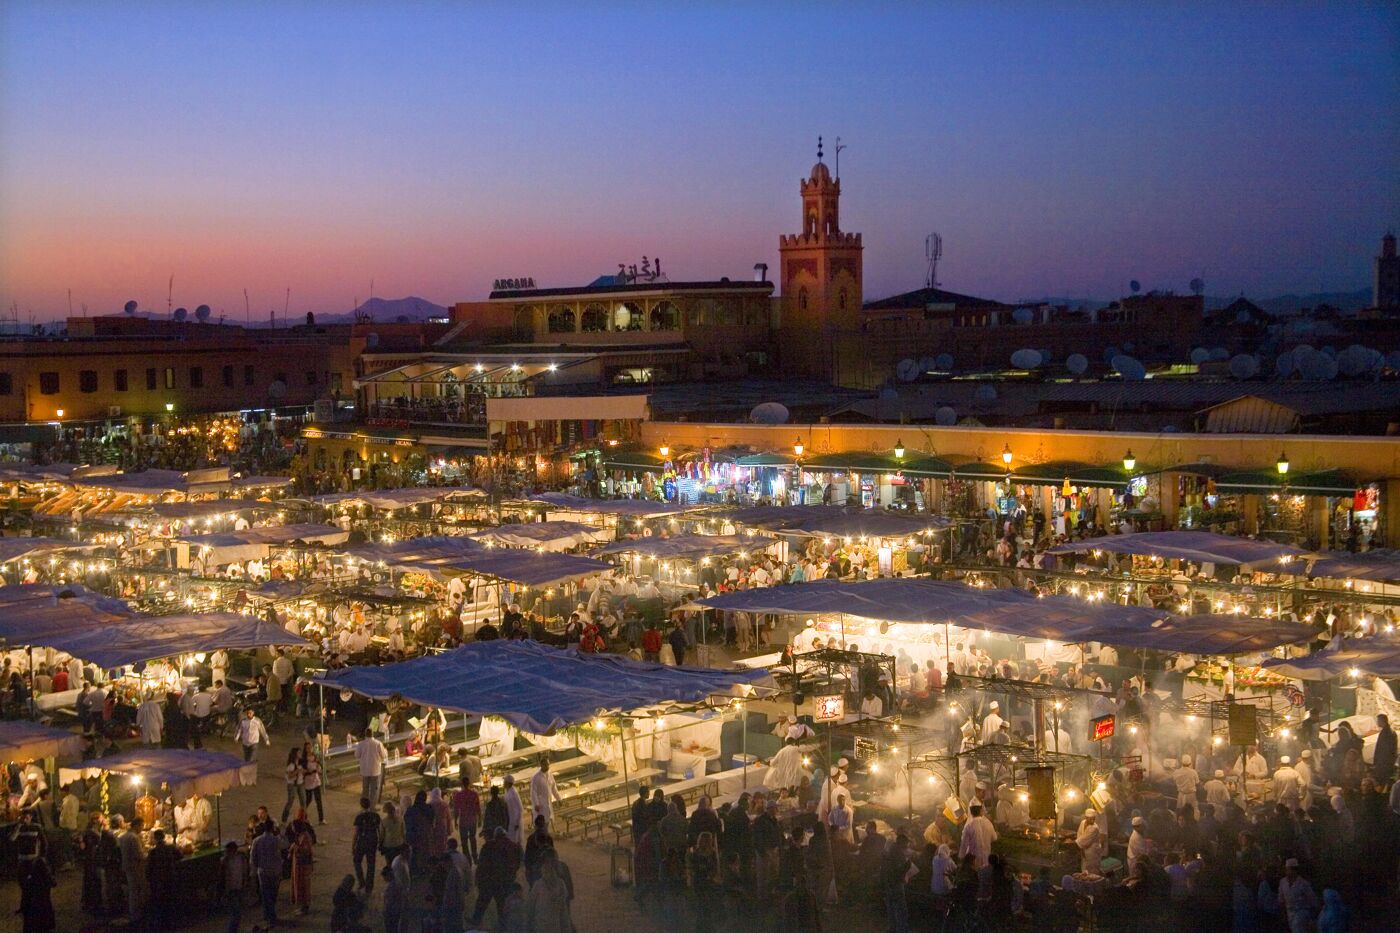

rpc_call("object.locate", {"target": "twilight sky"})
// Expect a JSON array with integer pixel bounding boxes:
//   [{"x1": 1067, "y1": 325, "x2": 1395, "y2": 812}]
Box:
[{"x1": 2, "y1": 2, "x2": 1397, "y2": 321}]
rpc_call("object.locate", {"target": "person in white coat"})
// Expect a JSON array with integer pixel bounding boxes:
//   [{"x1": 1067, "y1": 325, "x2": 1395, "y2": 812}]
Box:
[
  {"x1": 136, "y1": 694, "x2": 163, "y2": 746},
  {"x1": 763, "y1": 738, "x2": 807, "y2": 791},
  {"x1": 1127, "y1": 816, "x2": 1153, "y2": 874},
  {"x1": 979, "y1": 702, "x2": 1004, "y2": 745},
  {"x1": 1294, "y1": 750, "x2": 1317, "y2": 811},
  {"x1": 1271, "y1": 756, "x2": 1304, "y2": 809},
  {"x1": 502, "y1": 773, "x2": 525, "y2": 847},
  {"x1": 957, "y1": 804, "x2": 997, "y2": 869},
  {"x1": 530, "y1": 759, "x2": 562, "y2": 829},
  {"x1": 1203, "y1": 769, "x2": 1231, "y2": 810},
  {"x1": 1173, "y1": 754, "x2": 1200, "y2": 812},
  {"x1": 1075, "y1": 809, "x2": 1106, "y2": 875}
]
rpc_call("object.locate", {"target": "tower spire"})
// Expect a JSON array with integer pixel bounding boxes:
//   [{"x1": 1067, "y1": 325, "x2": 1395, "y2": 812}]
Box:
[{"x1": 817, "y1": 135, "x2": 823, "y2": 163}]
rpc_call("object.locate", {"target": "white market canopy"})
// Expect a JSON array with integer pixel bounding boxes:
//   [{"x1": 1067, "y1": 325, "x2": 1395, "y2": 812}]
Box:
[
  {"x1": 344, "y1": 535, "x2": 610, "y2": 586},
  {"x1": 178, "y1": 523, "x2": 349, "y2": 566},
  {"x1": 316, "y1": 639, "x2": 772, "y2": 734},
  {"x1": 0, "y1": 721, "x2": 86, "y2": 763},
  {"x1": 697, "y1": 577, "x2": 1314, "y2": 656},
  {"x1": 60, "y1": 748, "x2": 256, "y2": 800},
  {"x1": 1261, "y1": 639, "x2": 1400, "y2": 680},
  {"x1": 1046, "y1": 530, "x2": 1310, "y2": 569},
  {"x1": 0, "y1": 536, "x2": 103, "y2": 566},
  {"x1": 593, "y1": 534, "x2": 773, "y2": 562},
  {"x1": 467, "y1": 521, "x2": 611, "y2": 552}
]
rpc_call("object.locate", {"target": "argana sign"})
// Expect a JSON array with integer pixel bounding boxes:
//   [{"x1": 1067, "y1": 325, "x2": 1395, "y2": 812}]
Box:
[{"x1": 493, "y1": 277, "x2": 536, "y2": 290}]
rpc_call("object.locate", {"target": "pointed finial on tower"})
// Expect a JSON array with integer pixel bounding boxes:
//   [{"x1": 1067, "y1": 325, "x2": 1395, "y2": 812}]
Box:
[{"x1": 817, "y1": 135, "x2": 824, "y2": 163}]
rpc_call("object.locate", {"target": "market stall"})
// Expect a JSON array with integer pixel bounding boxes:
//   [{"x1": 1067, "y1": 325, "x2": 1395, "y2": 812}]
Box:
[
  {"x1": 1, "y1": 721, "x2": 86, "y2": 821},
  {"x1": 468, "y1": 520, "x2": 612, "y2": 552}
]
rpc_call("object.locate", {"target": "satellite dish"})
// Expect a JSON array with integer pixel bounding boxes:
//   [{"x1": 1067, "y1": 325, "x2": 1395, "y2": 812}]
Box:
[
  {"x1": 1275, "y1": 351, "x2": 1296, "y2": 378},
  {"x1": 1337, "y1": 345, "x2": 1372, "y2": 377},
  {"x1": 896, "y1": 358, "x2": 920, "y2": 382},
  {"x1": 173, "y1": 307, "x2": 188, "y2": 322},
  {"x1": 1129, "y1": 280, "x2": 1141, "y2": 294},
  {"x1": 1011, "y1": 307, "x2": 1033, "y2": 324},
  {"x1": 935, "y1": 353, "x2": 953, "y2": 371},
  {"x1": 267, "y1": 379, "x2": 287, "y2": 399},
  {"x1": 1386, "y1": 350, "x2": 1400, "y2": 371},
  {"x1": 1066, "y1": 353, "x2": 1088, "y2": 375},
  {"x1": 1190, "y1": 277, "x2": 1204, "y2": 296},
  {"x1": 194, "y1": 304, "x2": 211, "y2": 322},
  {"x1": 1189, "y1": 347, "x2": 1210, "y2": 365},
  {"x1": 749, "y1": 402, "x2": 790, "y2": 424},
  {"x1": 878, "y1": 386, "x2": 899, "y2": 400},
  {"x1": 935, "y1": 406, "x2": 957, "y2": 426},
  {"x1": 1298, "y1": 352, "x2": 1335, "y2": 381},
  {"x1": 1210, "y1": 347, "x2": 1229, "y2": 361},
  {"x1": 974, "y1": 384, "x2": 998, "y2": 403},
  {"x1": 1103, "y1": 345, "x2": 1121, "y2": 363},
  {"x1": 917, "y1": 356, "x2": 936, "y2": 375},
  {"x1": 123, "y1": 300, "x2": 138, "y2": 315},
  {"x1": 1320, "y1": 345, "x2": 1336, "y2": 358},
  {"x1": 1010, "y1": 348, "x2": 1042, "y2": 369},
  {"x1": 365, "y1": 333, "x2": 380, "y2": 348},
  {"x1": 1228, "y1": 354, "x2": 1259, "y2": 379},
  {"x1": 1111, "y1": 355, "x2": 1146, "y2": 381}
]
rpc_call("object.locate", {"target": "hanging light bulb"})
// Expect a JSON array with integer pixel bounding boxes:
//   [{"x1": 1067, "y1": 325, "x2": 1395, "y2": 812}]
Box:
[{"x1": 1123, "y1": 449, "x2": 1136, "y2": 472}]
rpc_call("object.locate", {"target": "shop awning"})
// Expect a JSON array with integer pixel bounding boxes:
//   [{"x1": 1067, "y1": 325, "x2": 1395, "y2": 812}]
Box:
[
  {"x1": 593, "y1": 534, "x2": 772, "y2": 561},
  {"x1": 1090, "y1": 614, "x2": 1318, "y2": 655},
  {"x1": 1013, "y1": 461, "x2": 1131, "y2": 489},
  {"x1": 947, "y1": 461, "x2": 1011, "y2": 480},
  {"x1": 314, "y1": 639, "x2": 772, "y2": 734},
  {"x1": 1260, "y1": 640, "x2": 1400, "y2": 681},
  {"x1": 0, "y1": 537, "x2": 103, "y2": 566},
  {"x1": 800, "y1": 451, "x2": 951, "y2": 476},
  {"x1": 468, "y1": 521, "x2": 611, "y2": 552},
  {"x1": 1308, "y1": 549, "x2": 1400, "y2": 584},
  {"x1": 50, "y1": 613, "x2": 311, "y2": 669},
  {"x1": 60, "y1": 749, "x2": 257, "y2": 800},
  {"x1": 0, "y1": 721, "x2": 86, "y2": 763},
  {"x1": 735, "y1": 452, "x2": 797, "y2": 467},
  {"x1": 599, "y1": 451, "x2": 666, "y2": 472},
  {"x1": 1046, "y1": 530, "x2": 1310, "y2": 569},
  {"x1": 1215, "y1": 469, "x2": 1361, "y2": 496}
]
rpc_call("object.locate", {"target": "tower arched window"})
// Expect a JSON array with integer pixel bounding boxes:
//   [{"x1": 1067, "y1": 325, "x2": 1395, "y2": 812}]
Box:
[
  {"x1": 798, "y1": 288, "x2": 809, "y2": 312},
  {"x1": 581, "y1": 305, "x2": 607, "y2": 332},
  {"x1": 838, "y1": 290, "x2": 847, "y2": 311},
  {"x1": 547, "y1": 307, "x2": 576, "y2": 333}
]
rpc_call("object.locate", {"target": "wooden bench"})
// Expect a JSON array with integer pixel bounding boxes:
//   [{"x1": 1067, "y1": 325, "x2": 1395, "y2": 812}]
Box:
[{"x1": 554, "y1": 768, "x2": 662, "y2": 838}]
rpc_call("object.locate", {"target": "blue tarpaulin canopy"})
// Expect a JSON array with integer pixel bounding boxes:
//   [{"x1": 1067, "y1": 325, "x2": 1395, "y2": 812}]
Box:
[
  {"x1": 0, "y1": 721, "x2": 85, "y2": 763},
  {"x1": 344, "y1": 536, "x2": 610, "y2": 585},
  {"x1": 593, "y1": 534, "x2": 773, "y2": 561},
  {"x1": 60, "y1": 748, "x2": 257, "y2": 800},
  {"x1": 0, "y1": 537, "x2": 103, "y2": 566},
  {"x1": 0, "y1": 584, "x2": 134, "y2": 644},
  {"x1": 316, "y1": 640, "x2": 773, "y2": 734},
  {"x1": 52, "y1": 613, "x2": 311, "y2": 669},
  {"x1": 1261, "y1": 639, "x2": 1400, "y2": 680},
  {"x1": 1046, "y1": 531, "x2": 1309, "y2": 569},
  {"x1": 720, "y1": 505, "x2": 949, "y2": 538},
  {"x1": 343, "y1": 536, "x2": 483, "y2": 567},
  {"x1": 698, "y1": 579, "x2": 1303, "y2": 655},
  {"x1": 468, "y1": 521, "x2": 611, "y2": 551},
  {"x1": 525, "y1": 493, "x2": 701, "y2": 518},
  {"x1": 1308, "y1": 550, "x2": 1400, "y2": 584}
]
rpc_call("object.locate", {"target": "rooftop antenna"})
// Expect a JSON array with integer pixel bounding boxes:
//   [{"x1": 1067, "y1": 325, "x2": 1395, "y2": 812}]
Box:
[
  {"x1": 816, "y1": 135, "x2": 823, "y2": 164},
  {"x1": 167, "y1": 274, "x2": 174, "y2": 315},
  {"x1": 834, "y1": 136, "x2": 847, "y2": 179},
  {"x1": 284, "y1": 287, "x2": 290, "y2": 319},
  {"x1": 67, "y1": 289, "x2": 73, "y2": 317},
  {"x1": 926, "y1": 233, "x2": 943, "y2": 289},
  {"x1": 243, "y1": 288, "x2": 250, "y2": 325}
]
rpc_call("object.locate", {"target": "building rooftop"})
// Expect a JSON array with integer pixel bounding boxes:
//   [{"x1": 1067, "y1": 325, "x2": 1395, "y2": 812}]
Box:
[
  {"x1": 488, "y1": 279, "x2": 773, "y2": 300},
  {"x1": 863, "y1": 286, "x2": 1008, "y2": 311}
]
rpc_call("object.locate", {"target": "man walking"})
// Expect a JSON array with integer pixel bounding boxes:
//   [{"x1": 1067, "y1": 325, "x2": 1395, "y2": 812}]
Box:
[
  {"x1": 118, "y1": 815, "x2": 146, "y2": 925},
  {"x1": 250, "y1": 819, "x2": 284, "y2": 927},
  {"x1": 452, "y1": 775, "x2": 481, "y2": 864},
  {"x1": 236, "y1": 706, "x2": 271, "y2": 763},
  {"x1": 219, "y1": 840, "x2": 248, "y2": 933},
  {"x1": 352, "y1": 797, "x2": 381, "y2": 893},
  {"x1": 529, "y1": 759, "x2": 562, "y2": 832},
  {"x1": 355, "y1": 729, "x2": 388, "y2": 803},
  {"x1": 1373, "y1": 713, "x2": 1396, "y2": 784}
]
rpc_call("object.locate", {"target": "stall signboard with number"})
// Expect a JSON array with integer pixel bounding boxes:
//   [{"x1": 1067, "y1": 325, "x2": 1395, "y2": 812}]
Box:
[
  {"x1": 813, "y1": 694, "x2": 845, "y2": 722},
  {"x1": 1090, "y1": 713, "x2": 1116, "y2": 743},
  {"x1": 853, "y1": 736, "x2": 877, "y2": 761}
]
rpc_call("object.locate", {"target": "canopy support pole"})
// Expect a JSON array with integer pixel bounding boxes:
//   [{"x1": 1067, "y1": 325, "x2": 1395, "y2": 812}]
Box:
[
  {"x1": 619, "y1": 718, "x2": 631, "y2": 805},
  {"x1": 216, "y1": 792, "x2": 223, "y2": 843},
  {"x1": 741, "y1": 705, "x2": 748, "y2": 789}
]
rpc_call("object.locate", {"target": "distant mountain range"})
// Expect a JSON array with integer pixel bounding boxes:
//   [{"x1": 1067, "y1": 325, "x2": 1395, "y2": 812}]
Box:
[
  {"x1": 312, "y1": 296, "x2": 450, "y2": 324},
  {"x1": 1017, "y1": 288, "x2": 1372, "y2": 315}
]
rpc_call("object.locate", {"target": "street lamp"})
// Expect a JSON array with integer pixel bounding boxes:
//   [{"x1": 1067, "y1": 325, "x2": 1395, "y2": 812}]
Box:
[
  {"x1": 1123, "y1": 449, "x2": 1136, "y2": 472},
  {"x1": 1276, "y1": 451, "x2": 1289, "y2": 476},
  {"x1": 793, "y1": 437, "x2": 804, "y2": 458},
  {"x1": 894, "y1": 438, "x2": 905, "y2": 460},
  {"x1": 659, "y1": 441, "x2": 670, "y2": 458},
  {"x1": 165, "y1": 402, "x2": 174, "y2": 413},
  {"x1": 1002, "y1": 444, "x2": 1013, "y2": 467}
]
